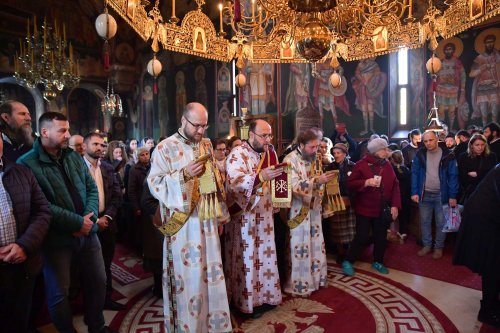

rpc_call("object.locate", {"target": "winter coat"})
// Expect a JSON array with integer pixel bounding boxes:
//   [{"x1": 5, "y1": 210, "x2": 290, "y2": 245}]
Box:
[
  {"x1": 2, "y1": 160, "x2": 52, "y2": 275},
  {"x1": 347, "y1": 154, "x2": 401, "y2": 218},
  {"x1": 128, "y1": 162, "x2": 150, "y2": 213},
  {"x1": 457, "y1": 152, "x2": 497, "y2": 203},
  {"x1": 17, "y1": 138, "x2": 99, "y2": 249},
  {"x1": 411, "y1": 147, "x2": 459, "y2": 204}
]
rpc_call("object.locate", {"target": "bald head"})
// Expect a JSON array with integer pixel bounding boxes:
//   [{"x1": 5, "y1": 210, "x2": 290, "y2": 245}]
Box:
[
  {"x1": 181, "y1": 102, "x2": 209, "y2": 143},
  {"x1": 69, "y1": 134, "x2": 85, "y2": 155},
  {"x1": 422, "y1": 131, "x2": 439, "y2": 151},
  {"x1": 183, "y1": 102, "x2": 208, "y2": 119}
]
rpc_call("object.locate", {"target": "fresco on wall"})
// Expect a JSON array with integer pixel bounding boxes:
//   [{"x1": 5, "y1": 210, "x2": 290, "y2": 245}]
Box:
[
  {"x1": 279, "y1": 56, "x2": 389, "y2": 144},
  {"x1": 241, "y1": 61, "x2": 277, "y2": 115},
  {"x1": 216, "y1": 62, "x2": 233, "y2": 138},
  {"x1": 469, "y1": 28, "x2": 500, "y2": 127},
  {"x1": 410, "y1": 48, "x2": 425, "y2": 130},
  {"x1": 352, "y1": 58, "x2": 388, "y2": 136},
  {"x1": 175, "y1": 71, "x2": 187, "y2": 125},
  {"x1": 158, "y1": 75, "x2": 169, "y2": 138},
  {"x1": 426, "y1": 25, "x2": 500, "y2": 131}
]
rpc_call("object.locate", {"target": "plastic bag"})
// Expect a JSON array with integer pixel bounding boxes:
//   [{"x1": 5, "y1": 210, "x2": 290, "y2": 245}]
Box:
[{"x1": 442, "y1": 205, "x2": 463, "y2": 233}]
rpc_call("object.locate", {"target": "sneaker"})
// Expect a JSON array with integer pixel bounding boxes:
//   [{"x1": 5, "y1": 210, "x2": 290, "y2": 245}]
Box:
[
  {"x1": 342, "y1": 260, "x2": 355, "y2": 276},
  {"x1": 418, "y1": 246, "x2": 432, "y2": 256},
  {"x1": 432, "y1": 248, "x2": 443, "y2": 259},
  {"x1": 372, "y1": 262, "x2": 389, "y2": 274}
]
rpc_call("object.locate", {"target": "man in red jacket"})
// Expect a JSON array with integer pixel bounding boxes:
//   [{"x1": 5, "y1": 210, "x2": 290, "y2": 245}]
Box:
[{"x1": 342, "y1": 138, "x2": 401, "y2": 276}]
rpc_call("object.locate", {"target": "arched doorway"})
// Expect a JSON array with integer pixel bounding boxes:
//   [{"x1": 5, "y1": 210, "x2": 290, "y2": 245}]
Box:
[{"x1": 67, "y1": 83, "x2": 106, "y2": 136}]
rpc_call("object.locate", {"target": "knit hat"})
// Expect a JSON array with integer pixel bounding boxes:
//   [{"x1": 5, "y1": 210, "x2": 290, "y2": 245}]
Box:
[
  {"x1": 332, "y1": 143, "x2": 348, "y2": 154},
  {"x1": 367, "y1": 138, "x2": 389, "y2": 154}
]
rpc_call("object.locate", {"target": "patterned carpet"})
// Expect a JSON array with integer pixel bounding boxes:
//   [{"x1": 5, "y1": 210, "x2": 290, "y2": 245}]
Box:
[
  {"x1": 109, "y1": 263, "x2": 459, "y2": 333},
  {"x1": 359, "y1": 235, "x2": 482, "y2": 290}
]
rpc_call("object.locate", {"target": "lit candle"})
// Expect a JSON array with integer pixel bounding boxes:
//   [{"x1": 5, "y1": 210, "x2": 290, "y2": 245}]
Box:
[
  {"x1": 409, "y1": 0, "x2": 412, "y2": 18},
  {"x1": 218, "y1": 3, "x2": 223, "y2": 33},
  {"x1": 252, "y1": 0, "x2": 255, "y2": 21},
  {"x1": 172, "y1": 0, "x2": 176, "y2": 18},
  {"x1": 19, "y1": 39, "x2": 23, "y2": 57}
]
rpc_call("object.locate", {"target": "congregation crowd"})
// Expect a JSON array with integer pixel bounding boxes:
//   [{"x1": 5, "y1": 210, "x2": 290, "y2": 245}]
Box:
[{"x1": 1, "y1": 100, "x2": 499, "y2": 333}]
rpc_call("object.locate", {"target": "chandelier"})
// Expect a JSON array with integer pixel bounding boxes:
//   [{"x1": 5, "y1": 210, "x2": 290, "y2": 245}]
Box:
[
  {"x1": 101, "y1": 78, "x2": 124, "y2": 117},
  {"x1": 105, "y1": 0, "x2": 499, "y2": 65},
  {"x1": 14, "y1": 16, "x2": 80, "y2": 100}
]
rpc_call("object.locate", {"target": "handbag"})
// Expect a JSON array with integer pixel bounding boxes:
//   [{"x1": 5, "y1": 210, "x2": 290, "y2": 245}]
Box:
[
  {"x1": 369, "y1": 164, "x2": 392, "y2": 226},
  {"x1": 381, "y1": 202, "x2": 392, "y2": 225},
  {"x1": 442, "y1": 205, "x2": 463, "y2": 232}
]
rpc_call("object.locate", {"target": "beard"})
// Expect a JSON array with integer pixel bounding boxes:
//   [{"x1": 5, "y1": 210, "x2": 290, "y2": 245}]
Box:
[
  {"x1": 249, "y1": 138, "x2": 266, "y2": 153},
  {"x1": 302, "y1": 151, "x2": 316, "y2": 162},
  {"x1": 11, "y1": 124, "x2": 34, "y2": 147},
  {"x1": 184, "y1": 128, "x2": 203, "y2": 143},
  {"x1": 87, "y1": 151, "x2": 102, "y2": 160}
]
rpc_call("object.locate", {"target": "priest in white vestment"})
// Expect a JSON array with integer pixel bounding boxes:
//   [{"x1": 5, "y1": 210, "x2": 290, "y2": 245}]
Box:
[
  {"x1": 283, "y1": 129, "x2": 335, "y2": 296},
  {"x1": 148, "y1": 102, "x2": 231, "y2": 333}
]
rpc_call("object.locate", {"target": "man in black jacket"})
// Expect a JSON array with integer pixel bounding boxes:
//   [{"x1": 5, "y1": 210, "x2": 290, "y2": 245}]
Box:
[
  {"x1": 0, "y1": 133, "x2": 51, "y2": 333},
  {"x1": 82, "y1": 132, "x2": 124, "y2": 311}
]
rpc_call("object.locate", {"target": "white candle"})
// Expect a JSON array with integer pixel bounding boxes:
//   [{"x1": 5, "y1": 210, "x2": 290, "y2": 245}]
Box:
[{"x1": 219, "y1": 3, "x2": 223, "y2": 33}]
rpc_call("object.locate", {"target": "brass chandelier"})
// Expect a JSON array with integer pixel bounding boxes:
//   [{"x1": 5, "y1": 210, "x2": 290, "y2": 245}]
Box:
[
  {"x1": 14, "y1": 17, "x2": 80, "y2": 100},
  {"x1": 105, "y1": 0, "x2": 499, "y2": 67}
]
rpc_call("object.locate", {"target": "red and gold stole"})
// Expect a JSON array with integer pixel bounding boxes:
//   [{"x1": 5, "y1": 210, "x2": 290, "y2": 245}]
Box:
[{"x1": 257, "y1": 145, "x2": 292, "y2": 208}]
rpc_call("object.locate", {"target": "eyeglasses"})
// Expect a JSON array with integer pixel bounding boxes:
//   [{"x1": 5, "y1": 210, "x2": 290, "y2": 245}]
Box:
[
  {"x1": 184, "y1": 117, "x2": 209, "y2": 130},
  {"x1": 251, "y1": 131, "x2": 273, "y2": 140}
]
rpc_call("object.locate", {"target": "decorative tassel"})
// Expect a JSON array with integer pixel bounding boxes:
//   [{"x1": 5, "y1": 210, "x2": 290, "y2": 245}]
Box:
[
  {"x1": 208, "y1": 194, "x2": 213, "y2": 219},
  {"x1": 339, "y1": 195, "x2": 346, "y2": 211},
  {"x1": 198, "y1": 196, "x2": 205, "y2": 221},
  {"x1": 154, "y1": 79, "x2": 158, "y2": 94},
  {"x1": 103, "y1": 40, "x2": 110, "y2": 71},
  {"x1": 234, "y1": 0, "x2": 241, "y2": 23},
  {"x1": 204, "y1": 195, "x2": 209, "y2": 220},
  {"x1": 215, "y1": 195, "x2": 222, "y2": 218}
]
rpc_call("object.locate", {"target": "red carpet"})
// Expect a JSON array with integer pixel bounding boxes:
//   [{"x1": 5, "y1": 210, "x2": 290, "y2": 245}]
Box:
[
  {"x1": 111, "y1": 243, "x2": 152, "y2": 285},
  {"x1": 110, "y1": 263, "x2": 459, "y2": 333},
  {"x1": 358, "y1": 235, "x2": 482, "y2": 290}
]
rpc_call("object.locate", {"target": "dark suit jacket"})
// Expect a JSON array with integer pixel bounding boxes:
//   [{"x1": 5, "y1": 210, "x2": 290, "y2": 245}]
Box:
[{"x1": 99, "y1": 160, "x2": 123, "y2": 233}]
